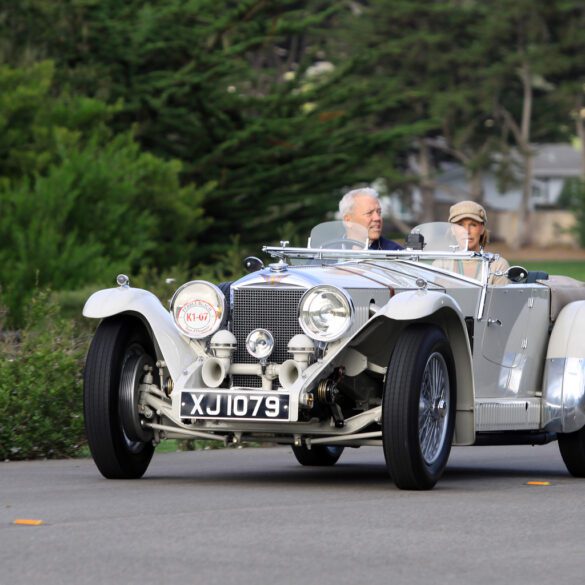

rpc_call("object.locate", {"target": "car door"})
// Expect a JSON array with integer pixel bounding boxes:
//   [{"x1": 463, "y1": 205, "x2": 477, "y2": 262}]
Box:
[{"x1": 474, "y1": 284, "x2": 549, "y2": 399}]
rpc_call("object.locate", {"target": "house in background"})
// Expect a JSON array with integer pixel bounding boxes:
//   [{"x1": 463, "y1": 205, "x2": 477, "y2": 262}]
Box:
[{"x1": 395, "y1": 143, "x2": 583, "y2": 247}]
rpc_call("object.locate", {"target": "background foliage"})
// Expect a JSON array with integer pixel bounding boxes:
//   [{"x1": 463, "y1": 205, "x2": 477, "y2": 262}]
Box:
[
  {"x1": 0, "y1": 291, "x2": 85, "y2": 460},
  {"x1": 1, "y1": 0, "x2": 584, "y2": 326}
]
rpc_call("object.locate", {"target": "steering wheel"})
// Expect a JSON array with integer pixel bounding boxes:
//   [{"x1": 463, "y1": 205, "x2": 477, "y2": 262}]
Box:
[{"x1": 320, "y1": 238, "x2": 366, "y2": 250}]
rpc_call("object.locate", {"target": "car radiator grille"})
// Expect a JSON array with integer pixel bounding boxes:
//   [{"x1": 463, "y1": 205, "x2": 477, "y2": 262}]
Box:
[{"x1": 232, "y1": 287, "x2": 305, "y2": 388}]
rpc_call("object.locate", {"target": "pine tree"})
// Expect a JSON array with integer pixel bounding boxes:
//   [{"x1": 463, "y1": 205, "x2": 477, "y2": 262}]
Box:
[{"x1": 0, "y1": 61, "x2": 208, "y2": 325}]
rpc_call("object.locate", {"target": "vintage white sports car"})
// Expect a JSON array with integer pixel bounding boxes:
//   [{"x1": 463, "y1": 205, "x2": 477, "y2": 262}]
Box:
[{"x1": 83, "y1": 221, "x2": 585, "y2": 489}]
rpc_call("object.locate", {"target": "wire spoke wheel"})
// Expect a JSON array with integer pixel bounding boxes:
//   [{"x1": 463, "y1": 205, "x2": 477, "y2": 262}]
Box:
[{"x1": 418, "y1": 352, "x2": 450, "y2": 465}]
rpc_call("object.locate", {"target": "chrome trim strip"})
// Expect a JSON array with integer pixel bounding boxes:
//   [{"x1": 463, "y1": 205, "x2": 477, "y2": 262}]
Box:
[
  {"x1": 475, "y1": 398, "x2": 541, "y2": 431},
  {"x1": 542, "y1": 357, "x2": 585, "y2": 433},
  {"x1": 477, "y1": 282, "x2": 488, "y2": 320},
  {"x1": 263, "y1": 245, "x2": 482, "y2": 260}
]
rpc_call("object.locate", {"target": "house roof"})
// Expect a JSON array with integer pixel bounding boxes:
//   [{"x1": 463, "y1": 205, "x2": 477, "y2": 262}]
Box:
[
  {"x1": 532, "y1": 143, "x2": 583, "y2": 178},
  {"x1": 404, "y1": 142, "x2": 582, "y2": 217},
  {"x1": 433, "y1": 143, "x2": 582, "y2": 182}
]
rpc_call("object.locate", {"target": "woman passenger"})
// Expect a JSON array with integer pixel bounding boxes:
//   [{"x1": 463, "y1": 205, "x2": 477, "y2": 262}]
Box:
[{"x1": 447, "y1": 201, "x2": 510, "y2": 285}]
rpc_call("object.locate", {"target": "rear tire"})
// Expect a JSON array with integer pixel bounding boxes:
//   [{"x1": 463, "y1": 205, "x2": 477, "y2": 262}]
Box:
[
  {"x1": 291, "y1": 444, "x2": 344, "y2": 466},
  {"x1": 84, "y1": 316, "x2": 156, "y2": 479},
  {"x1": 558, "y1": 428, "x2": 585, "y2": 477},
  {"x1": 382, "y1": 325, "x2": 456, "y2": 490}
]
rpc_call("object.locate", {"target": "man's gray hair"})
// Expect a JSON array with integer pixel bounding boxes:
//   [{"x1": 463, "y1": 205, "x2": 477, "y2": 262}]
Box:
[{"x1": 339, "y1": 187, "x2": 380, "y2": 217}]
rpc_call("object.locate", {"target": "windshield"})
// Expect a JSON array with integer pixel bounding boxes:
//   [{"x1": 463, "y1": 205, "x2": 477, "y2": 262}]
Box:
[
  {"x1": 264, "y1": 221, "x2": 488, "y2": 283},
  {"x1": 408, "y1": 222, "x2": 469, "y2": 252},
  {"x1": 307, "y1": 221, "x2": 470, "y2": 252},
  {"x1": 409, "y1": 223, "x2": 486, "y2": 282},
  {"x1": 308, "y1": 221, "x2": 368, "y2": 249}
]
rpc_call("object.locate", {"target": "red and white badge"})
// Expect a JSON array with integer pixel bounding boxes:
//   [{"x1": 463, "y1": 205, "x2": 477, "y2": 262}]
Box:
[{"x1": 177, "y1": 299, "x2": 220, "y2": 337}]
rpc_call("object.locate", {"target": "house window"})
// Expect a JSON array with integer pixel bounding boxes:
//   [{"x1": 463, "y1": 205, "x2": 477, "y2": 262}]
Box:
[{"x1": 531, "y1": 180, "x2": 552, "y2": 207}]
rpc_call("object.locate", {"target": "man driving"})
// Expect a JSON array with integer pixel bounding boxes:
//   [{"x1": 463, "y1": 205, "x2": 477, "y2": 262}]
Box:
[{"x1": 339, "y1": 188, "x2": 402, "y2": 250}]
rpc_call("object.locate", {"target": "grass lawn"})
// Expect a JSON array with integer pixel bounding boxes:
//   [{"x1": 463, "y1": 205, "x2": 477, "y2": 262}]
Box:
[{"x1": 509, "y1": 260, "x2": 585, "y2": 281}]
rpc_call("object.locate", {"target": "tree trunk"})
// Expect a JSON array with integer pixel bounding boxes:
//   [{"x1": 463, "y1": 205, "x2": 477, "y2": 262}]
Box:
[
  {"x1": 509, "y1": 60, "x2": 534, "y2": 249},
  {"x1": 417, "y1": 138, "x2": 435, "y2": 223},
  {"x1": 468, "y1": 169, "x2": 484, "y2": 204},
  {"x1": 515, "y1": 153, "x2": 534, "y2": 248}
]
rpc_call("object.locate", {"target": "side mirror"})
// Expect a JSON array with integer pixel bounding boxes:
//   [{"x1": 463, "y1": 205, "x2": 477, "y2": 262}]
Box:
[
  {"x1": 507, "y1": 265, "x2": 528, "y2": 283},
  {"x1": 244, "y1": 256, "x2": 264, "y2": 273}
]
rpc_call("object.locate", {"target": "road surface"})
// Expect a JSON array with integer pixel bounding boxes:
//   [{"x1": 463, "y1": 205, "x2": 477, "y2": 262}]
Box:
[{"x1": 1, "y1": 443, "x2": 583, "y2": 585}]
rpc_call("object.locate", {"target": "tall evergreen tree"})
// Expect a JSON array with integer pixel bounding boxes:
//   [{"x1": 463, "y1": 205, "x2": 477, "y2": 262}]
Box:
[
  {"x1": 545, "y1": 0, "x2": 585, "y2": 178},
  {"x1": 0, "y1": 61, "x2": 208, "y2": 325},
  {"x1": 1, "y1": 0, "x2": 394, "y2": 255},
  {"x1": 472, "y1": 0, "x2": 568, "y2": 246},
  {"x1": 328, "y1": 0, "x2": 507, "y2": 221}
]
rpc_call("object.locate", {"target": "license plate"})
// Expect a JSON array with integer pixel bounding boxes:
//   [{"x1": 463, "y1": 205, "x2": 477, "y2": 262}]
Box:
[{"x1": 180, "y1": 390, "x2": 290, "y2": 421}]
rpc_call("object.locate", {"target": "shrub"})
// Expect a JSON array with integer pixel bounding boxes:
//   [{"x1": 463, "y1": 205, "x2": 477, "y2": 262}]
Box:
[
  {"x1": 559, "y1": 178, "x2": 585, "y2": 247},
  {"x1": 0, "y1": 291, "x2": 87, "y2": 460},
  {"x1": 0, "y1": 231, "x2": 251, "y2": 461},
  {"x1": 0, "y1": 61, "x2": 211, "y2": 328}
]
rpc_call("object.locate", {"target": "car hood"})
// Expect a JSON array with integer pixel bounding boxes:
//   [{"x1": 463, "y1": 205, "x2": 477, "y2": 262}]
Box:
[{"x1": 233, "y1": 260, "x2": 449, "y2": 292}]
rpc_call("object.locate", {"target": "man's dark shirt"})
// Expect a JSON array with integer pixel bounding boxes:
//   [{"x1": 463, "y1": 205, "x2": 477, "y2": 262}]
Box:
[{"x1": 369, "y1": 236, "x2": 402, "y2": 251}]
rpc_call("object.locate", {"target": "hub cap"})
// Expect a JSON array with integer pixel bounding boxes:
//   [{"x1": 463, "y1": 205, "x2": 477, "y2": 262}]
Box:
[{"x1": 119, "y1": 347, "x2": 155, "y2": 444}]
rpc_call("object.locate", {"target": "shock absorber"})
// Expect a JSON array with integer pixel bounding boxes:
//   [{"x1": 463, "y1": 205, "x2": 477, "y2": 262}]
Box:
[{"x1": 315, "y1": 374, "x2": 344, "y2": 428}]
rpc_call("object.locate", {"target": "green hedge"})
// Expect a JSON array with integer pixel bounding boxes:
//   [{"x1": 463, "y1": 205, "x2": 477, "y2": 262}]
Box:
[
  {"x1": 0, "y1": 291, "x2": 87, "y2": 460},
  {"x1": 0, "y1": 256, "x2": 246, "y2": 461}
]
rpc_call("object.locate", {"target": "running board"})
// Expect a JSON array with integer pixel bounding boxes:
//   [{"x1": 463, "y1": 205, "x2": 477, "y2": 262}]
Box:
[{"x1": 475, "y1": 398, "x2": 541, "y2": 431}]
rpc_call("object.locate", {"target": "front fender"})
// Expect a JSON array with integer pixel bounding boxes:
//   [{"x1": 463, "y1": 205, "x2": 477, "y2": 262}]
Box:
[
  {"x1": 83, "y1": 287, "x2": 200, "y2": 381},
  {"x1": 379, "y1": 290, "x2": 475, "y2": 444},
  {"x1": 542, "y1": 301, "x2": 585, "y2": 432},
  {"x1": 333, "y1": 289, "x2": 474, "y2": 445},
  {"x1": 378, "y1": 289, "x2": 463, "y2": 320}
]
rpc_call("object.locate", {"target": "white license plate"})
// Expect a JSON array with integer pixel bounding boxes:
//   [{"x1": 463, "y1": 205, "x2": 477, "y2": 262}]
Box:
[{"x1": 180, "y1": 390, "x2": 290, "y2": 421}]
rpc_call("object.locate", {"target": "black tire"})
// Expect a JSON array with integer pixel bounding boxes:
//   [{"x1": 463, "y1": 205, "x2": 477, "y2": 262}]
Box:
[
  {"x1": 382, "y1": 325, "x2": 456, "y2": 490},
  {"x1": 291, "y1": 444, "x2": 344, "y2": 466},
  {"x1": 84, "y1": 316, "x2": 156, "y2": 479},
  {"x1": 558, "y1": 428, "x2": 585, "y2": 477}
]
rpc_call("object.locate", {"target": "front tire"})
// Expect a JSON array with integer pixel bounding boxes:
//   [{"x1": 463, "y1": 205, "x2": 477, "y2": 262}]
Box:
[
  {"x1": 558, "y1": 428, "x2": 585, "y2": 477},
  {"x1": 291, "y1": 445, "x2": 344, "y2": 466},
  {"x1": 84, "y1": 316, "x2": 156, "y2": 479},
  {"x1": 382, "y1": 325, "x2": 456, "y2": 490}
]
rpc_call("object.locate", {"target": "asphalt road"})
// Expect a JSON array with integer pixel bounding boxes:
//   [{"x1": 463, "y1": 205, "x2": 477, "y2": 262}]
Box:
[{"x1": 1, "y1": 443, "x2": 584, "y2": 585}]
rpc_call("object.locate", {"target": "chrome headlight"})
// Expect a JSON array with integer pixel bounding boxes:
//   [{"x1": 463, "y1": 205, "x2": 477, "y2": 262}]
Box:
[
  {"x1": 298, "y1": 285, "x2": 354, "y2": 342},
  {"x1": 170, "y1": 281, "x2": 225, "y2": 339}
]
